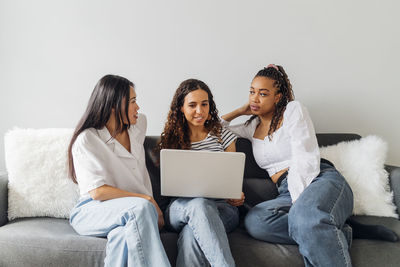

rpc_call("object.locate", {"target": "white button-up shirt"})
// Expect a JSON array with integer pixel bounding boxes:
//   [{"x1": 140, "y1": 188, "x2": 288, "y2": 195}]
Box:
[
  {"x1": 222, "y1": 101, "x2": 320, "y2": 202},
  {"x1": 72, "y1": 113, "x2": 153, "y2": 198}
]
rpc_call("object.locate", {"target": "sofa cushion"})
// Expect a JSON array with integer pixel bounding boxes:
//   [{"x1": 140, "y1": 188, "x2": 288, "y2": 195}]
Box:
[
  {"x1": 0, "y1": 217, "x2": 106, "y2": 267},
  {"x1": 229, "y1": 227, "x2": 304, "y2": 267},
  {"x1": 4, "y1": 128, "x2": 79, "y2": 220},
  {"x1": 0, "y1": 217, "x2": 178, "y2": 267},
  {"x1": 320, "y1": 136, "x2": 398, "y2": 218},
  {"x1": 1, "y1": 216, "x2": 399, "y2": 267},
  {"x1": 347, "y1": 215, "x2": 400, "y2": 267},
  {"x1": 229, "y1": 215, "x2": 400, "y2": 267}
]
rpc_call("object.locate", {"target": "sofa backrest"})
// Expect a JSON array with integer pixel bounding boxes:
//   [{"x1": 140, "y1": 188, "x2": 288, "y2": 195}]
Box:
[
  {"x1": 143, "y1": 133, "x2": 362, "y2": 211},
  {"x1": 143, "y1": 137, "x2": 171, "y2": 212}
]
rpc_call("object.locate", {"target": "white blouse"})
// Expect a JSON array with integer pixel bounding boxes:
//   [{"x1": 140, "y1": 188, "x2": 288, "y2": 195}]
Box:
[
  {"x1": 222, "y1": 101, "x2": 320, "y2": 202},
  {"x1": 72, "y1": 113, "x2": 153, "y2": 198}
]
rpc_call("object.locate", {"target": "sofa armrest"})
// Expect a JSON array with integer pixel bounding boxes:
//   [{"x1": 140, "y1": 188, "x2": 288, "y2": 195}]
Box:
[
  {"x1": 0, "y1": 173, "x2": 8, "y2": 226},
  {"x1": 386, "y1": 165, "x2": 400, "y2": 216}
]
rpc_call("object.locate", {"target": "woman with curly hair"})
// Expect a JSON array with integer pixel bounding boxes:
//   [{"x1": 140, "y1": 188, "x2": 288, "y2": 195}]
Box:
[{"x1": 158, "y1": 79, "x2": 244, "y2": 267}]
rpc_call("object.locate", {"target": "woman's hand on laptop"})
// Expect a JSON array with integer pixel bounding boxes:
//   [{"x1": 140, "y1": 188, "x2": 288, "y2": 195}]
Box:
[{"x1": 226, "y1": 192, "x2": 245, "y2": 206}]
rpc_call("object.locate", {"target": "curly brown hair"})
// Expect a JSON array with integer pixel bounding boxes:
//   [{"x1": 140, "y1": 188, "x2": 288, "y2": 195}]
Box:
[
  {"x1": 246, "y1": 65, "x2": 295, "y2": 140},
  {"x1": 157, "y1": 79, "x2": 222, "y2": 151}
]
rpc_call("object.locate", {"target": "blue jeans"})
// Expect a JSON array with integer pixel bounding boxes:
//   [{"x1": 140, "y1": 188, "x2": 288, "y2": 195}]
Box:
[
  {"x1": 70, "y1": 197, "x2": 171, "y2": 267},
  {"x1": 166, "y1": 197, "x2": 239, "y2": 267},
  {"x1": 244, "y1": 163, "x2": 354, "y2": 267}
]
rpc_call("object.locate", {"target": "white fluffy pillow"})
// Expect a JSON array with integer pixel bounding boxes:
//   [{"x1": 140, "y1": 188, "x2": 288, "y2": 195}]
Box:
[
  {"x1": 319, "y1": 135, "x2": 398, "y2": 218},
  {"x1": 5, "y1": 128, "x2": 79, "y2": 220}
]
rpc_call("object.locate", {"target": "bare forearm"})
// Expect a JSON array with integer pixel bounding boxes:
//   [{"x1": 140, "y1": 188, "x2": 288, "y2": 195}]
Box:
[
  {"x1": 89, "y1": 185, "x2": 151, "y2": 202},
  {"x1": 224, "y1": 141, "x2": 236, "y2": 152},
  {"x1": 221, "y1": 109, "x2": 241, "y2": 122},
  {"x1": 90, "y1": 184, "x2": 165, "y2": 229},
  {"x1": 222, "y1": 105, "x2": 250, "y2": 122}
]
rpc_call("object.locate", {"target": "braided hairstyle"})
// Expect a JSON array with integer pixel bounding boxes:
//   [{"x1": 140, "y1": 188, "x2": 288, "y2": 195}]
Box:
[
  {"x1": 246, "y1": 65, "x2": 294, "y2": 140},
  {"x1": 157, "y1": 79, "x2": 222, "y2": 151}
]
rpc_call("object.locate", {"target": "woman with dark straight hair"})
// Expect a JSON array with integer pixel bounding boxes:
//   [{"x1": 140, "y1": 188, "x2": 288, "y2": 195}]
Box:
[{"x1": 68, "y1": 75, "x2": 170, "y2": 267}]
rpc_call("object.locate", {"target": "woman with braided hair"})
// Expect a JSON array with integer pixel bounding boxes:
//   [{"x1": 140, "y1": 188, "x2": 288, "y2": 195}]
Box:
[
  {"x1": 158, "y1": 78, "x2": 244, "y2": 267},
  {"x1": 221, "y1": 64, "x2": 397, "y2": 267}
]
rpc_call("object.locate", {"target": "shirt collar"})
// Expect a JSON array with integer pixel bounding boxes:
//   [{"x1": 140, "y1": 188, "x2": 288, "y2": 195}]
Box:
[
  {"x1": 96, "y1": 127, "x2": 113, "y2": 144},
  {"x1": 96, "y1": 127, "x2": 135, "y2": 159}
]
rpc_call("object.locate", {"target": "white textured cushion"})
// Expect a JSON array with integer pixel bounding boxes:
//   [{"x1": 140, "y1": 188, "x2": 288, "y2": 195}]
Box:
[
  {"x1": 4, "y1": 128, "x2": 79, "y2": 220},
  {"x1": 320, "y1": 135, "x2": 398, "y2": 218}
]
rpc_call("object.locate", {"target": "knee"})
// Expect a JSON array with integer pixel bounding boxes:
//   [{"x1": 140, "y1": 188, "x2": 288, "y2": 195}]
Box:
[
  {"x1": 244, "y1": 207, "x2": 258, "y2": 229},
  {"x1": 288, "y1": 201, "x2": 327, "y2": 239},
  {"x1": 244, "y1": 206, "x2": 275, "y2": 240},
  {"x1": 125, "y1": 197, "x2": 157, "y2": 221},
  {"x1": 289, "y1": 176, "x2": 353, "y2": 237},
  {"x1": 244, "y1": 208, "x2": 261, "y2": 238},
  {"x1": 186, "y1": 198, "x2": 217, "y2": 214}
]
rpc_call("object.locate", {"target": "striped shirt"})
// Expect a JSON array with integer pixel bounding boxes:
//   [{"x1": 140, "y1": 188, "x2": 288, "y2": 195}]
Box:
[{"x1": 191, "y1": 128, "x2": 237, "y2": 152}]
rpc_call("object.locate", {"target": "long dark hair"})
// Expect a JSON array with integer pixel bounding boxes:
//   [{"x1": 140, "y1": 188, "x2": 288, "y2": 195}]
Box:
[
  {"x1": 68, "y1": 74, "x2": 134, "y2": 183},
  {"x1": 157, "y1": 79, "x2": 222, "y2": 151},
  {"x1": 247, "y1": 65, "x2": 294, "y2": 140}
]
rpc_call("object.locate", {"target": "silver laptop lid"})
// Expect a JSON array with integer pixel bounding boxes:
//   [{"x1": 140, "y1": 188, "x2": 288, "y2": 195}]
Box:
[{"x1": 160, "y1": 149, "x2": 245, "y2": 199}]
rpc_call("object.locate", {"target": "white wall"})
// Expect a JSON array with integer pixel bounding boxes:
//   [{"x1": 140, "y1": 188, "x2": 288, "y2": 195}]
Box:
[{"x1": 1, "y1": 0, "x2": 399, "y2": 173}]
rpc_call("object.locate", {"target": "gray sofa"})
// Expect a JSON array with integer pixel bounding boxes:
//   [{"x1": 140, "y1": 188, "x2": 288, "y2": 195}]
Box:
[{"x1": 0, "y1": 133, "x2": 399, "y2": 267}]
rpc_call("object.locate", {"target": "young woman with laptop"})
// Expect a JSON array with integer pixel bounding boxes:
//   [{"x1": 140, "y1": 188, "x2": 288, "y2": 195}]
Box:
[
  {"x1": 157, "y1": 79, "x2": 245, "y2": 267},
  {"x1": 67, "y1": 75, "x2": 170, "y2": 267},
  {"x1": 221, "y1": 64, "x2": 398, "y2": 267}
]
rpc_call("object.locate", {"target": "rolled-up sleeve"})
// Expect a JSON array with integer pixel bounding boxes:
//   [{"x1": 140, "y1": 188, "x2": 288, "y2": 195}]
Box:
[
  {"x1": 286, "y1": 102, "x2": 320, "y2": 202},
  {"x1": 134, "y1": 113, "x2": 147, "y2": 145},
  {"x1": 72, "y1": 133, "x2": 108, "y2": 195}
]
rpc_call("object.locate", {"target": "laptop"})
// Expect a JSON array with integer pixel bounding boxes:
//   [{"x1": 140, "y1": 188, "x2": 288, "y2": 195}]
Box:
[{"x1": 160, "y1": 149, "x2": 245, "y2": 199}]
